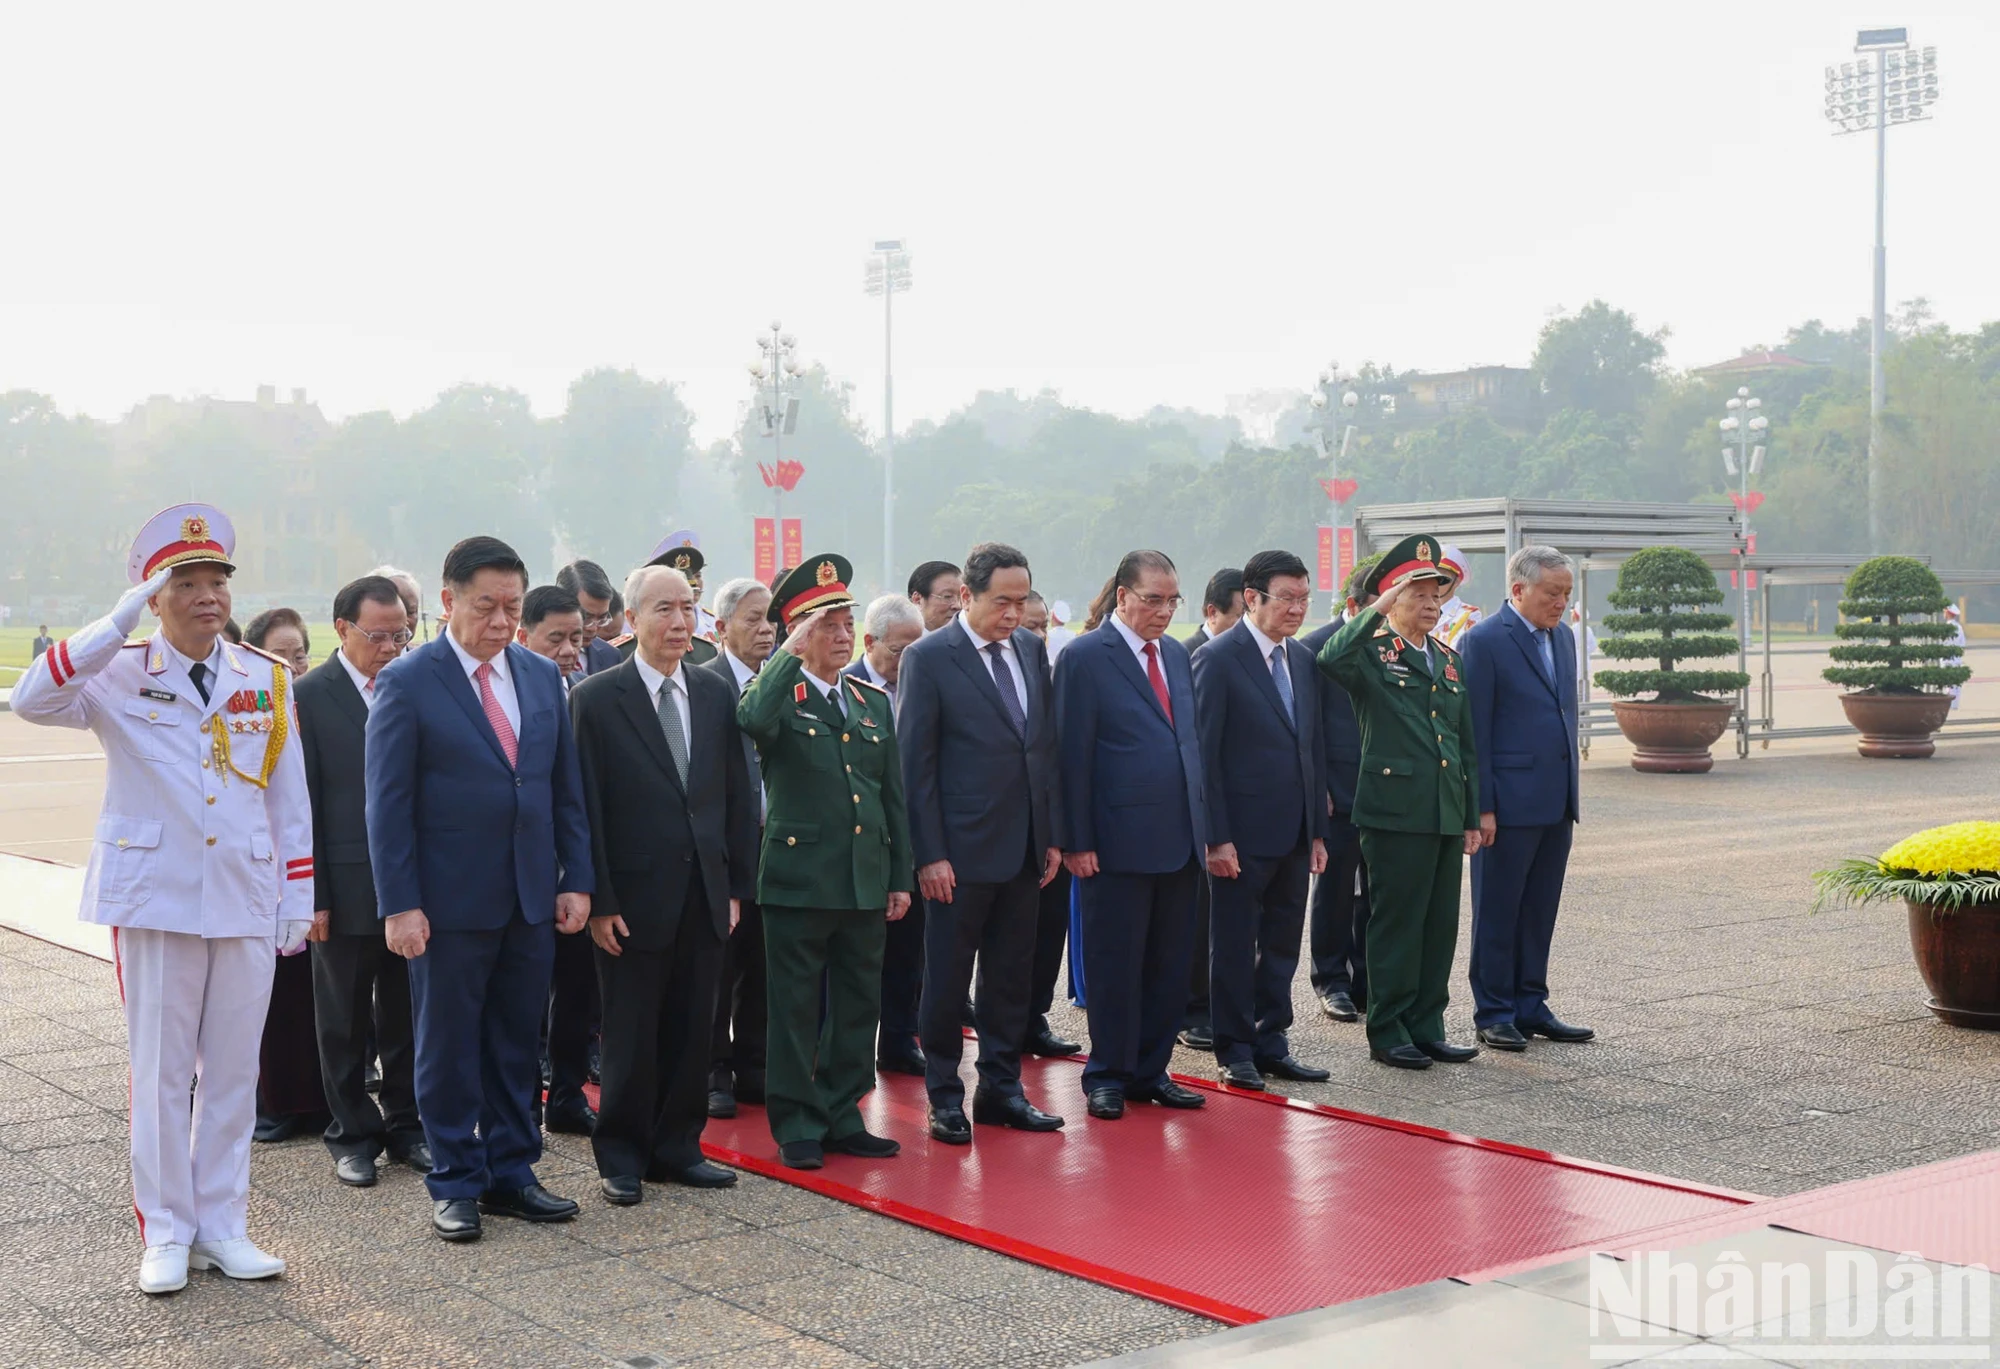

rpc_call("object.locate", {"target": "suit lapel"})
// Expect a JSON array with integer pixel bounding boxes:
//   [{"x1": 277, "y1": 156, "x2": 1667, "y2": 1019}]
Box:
[
  {"x1": 1228, "y1": 625, "x2": 1296, "y2": 734},
  {"x1": 1505, "y1": 608, "x2": 1560, "y2": 702},
  {"x1": 326, "y1": 660, "x2": 369, "y2": 734},
  {"x1": 430, "y1": 641, "x2": 513, "y2": 770},
  {"x1": 1104, "y1": 627, "x2": 1172, "y2": 726},
  {"x1": 948, "y1": 627, "x2": 1022, "y2": 740},
  {"x1": 1017, "y1": 630, "x2": 1048, "y2": 743},
  {"x1": 616, "y1": 661, "x2": 685, "y2": 793}
]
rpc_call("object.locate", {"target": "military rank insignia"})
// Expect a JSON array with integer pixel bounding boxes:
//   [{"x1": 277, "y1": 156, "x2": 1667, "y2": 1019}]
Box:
[{"x1": 794, "y1": 681, "x2": 809, "y2": 704}]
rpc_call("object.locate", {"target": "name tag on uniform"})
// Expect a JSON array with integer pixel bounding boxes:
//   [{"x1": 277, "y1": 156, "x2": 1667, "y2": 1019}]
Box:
[
  {"x1": 1386, "y1": 662, "x2": 1410, "y2": 676},
  {"x1": 140, "y1": 687, "x2": 178, "y2": 703}
]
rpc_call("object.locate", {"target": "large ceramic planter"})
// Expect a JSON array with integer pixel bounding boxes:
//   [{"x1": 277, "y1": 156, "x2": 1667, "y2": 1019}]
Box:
[
  {"x1": 1907, "y1": 899, "x2": 2000, "y2": 1029},
  {"x1": 1838, "y1": 691, "x2": 1953, "y2": 759},
  {"x1": 1609, "y1": 699, "x2": 1735, "y2": 773}
]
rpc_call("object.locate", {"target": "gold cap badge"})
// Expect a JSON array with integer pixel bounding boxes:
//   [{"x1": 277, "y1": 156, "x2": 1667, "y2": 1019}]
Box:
[
  {"x1": 816, "y1": 560, "x2": 838, "y2": 586},
  {"x1": 1416, "y1": 540, "x2": 1432, "y2": 562},
  {"x1": 672, "y1": 551, "x2": 693, "y2": 570},
  {"x1": 182, "y1": 515, "x2": 211, "y2": 542}
]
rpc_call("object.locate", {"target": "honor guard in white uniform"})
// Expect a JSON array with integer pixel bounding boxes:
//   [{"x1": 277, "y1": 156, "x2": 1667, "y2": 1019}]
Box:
[
  {"x1": 1436, "y1": 545, "x2": 1484, "y2": 649},
  {"x1": 11, "y1": 504, "x2": 312, "y2": 1295}
]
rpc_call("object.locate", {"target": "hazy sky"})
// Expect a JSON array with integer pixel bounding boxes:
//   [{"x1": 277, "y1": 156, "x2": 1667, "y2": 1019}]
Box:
[{"x1": 5, "y1": 2, "x2": 1994, "y2": 445}]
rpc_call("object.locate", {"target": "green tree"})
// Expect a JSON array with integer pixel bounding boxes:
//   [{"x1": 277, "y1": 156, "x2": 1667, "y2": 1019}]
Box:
[
  {"x1": 1533, "y1": 300, "x2": 1668, "y2": 418},
  {"x1": 550, "y1": 368, "x2": 696, "y2": 566},
  {"x1": 398, "y1": 385, "x2": 552, "y2": 578}
]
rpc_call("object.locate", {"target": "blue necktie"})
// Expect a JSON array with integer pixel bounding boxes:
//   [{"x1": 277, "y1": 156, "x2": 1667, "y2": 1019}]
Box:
[
  {"x1": 1269, "y1": 644, "x2": 1294, "y2": 722},
  {"x1": 986, "y1": 643, "x2": 1027, "y2": 737},
  {"x1": 1536, "y1": 628, "x2": 1555, "y2": 683}
]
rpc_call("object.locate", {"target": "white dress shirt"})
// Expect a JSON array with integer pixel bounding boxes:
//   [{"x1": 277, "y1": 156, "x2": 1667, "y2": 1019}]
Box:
[
  {"x1": 444, "y1": 633, "x2": 520, "y2": 735},
  {"x1": 959, "y1": 613, "x2": 1028, "y2": 717},
  {"x1": 723, "y1": 649, "x2": 758, "y2": 693},
  {"x1": 633, "y1": 653, "x2": 693, "y2": 757},
  {"x1": 159, "y1": 635, "x2": 224, "y2": 704},
  {"x1": 336, "y1": 650, "x2": 378, "y2": 709},
  {"x1": 1107, "y1": 613, "x2": 1163, "y2": 670}
]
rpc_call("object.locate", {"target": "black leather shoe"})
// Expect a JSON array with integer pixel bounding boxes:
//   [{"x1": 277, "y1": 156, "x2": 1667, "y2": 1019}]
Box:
[
  {"x1": 395, "y1": 1141, "x2": 433, "y2": 1173},
  {"x1": 478, "y1": 1184, "x2": 579, "y2": 1222},
  {"x1": 960, "y1": 998, "x2": 977, "y2": 1029},
  {"x1": 253, "y1": 1112, "x2": 303, "y2": 1144},
  {"x1": 735, "y1": 1075, "x2": 767, "y2": 1104},
  {"x1": 1086, "y1": 1089, "x2": 1124, "y2": 1120},
  {"x1": 928, "y1": 1106, "x2": 972, "y2": 1144},
  {"x1": 544, "y1": 1104, "x2": 597, "y2": 1136},
  {"x1": 1023, "y1": 1019, "x2": 1082, "y2": 1057},
  {"x1": 1525, "y1": 1016, "x2": 1596, "y2": 1043},
  {"x1": 600, "y1": 1174, "x2": 642, "y2": 1206},
  {"x1": 333, "y1": 1153, "x2": 377, "y2": 1187},
  {"x1": 825, "y1": 1128, "x2": 900, "y2": 1158},
  {"x1": 707, "y1": 1090, "x2": 738, "y2": 1119},
  {"x1": 1320, "y1": 991, "x2": 1360, "y2": 1022},
  {"x1": 660, "y1": 1160, "x2": 737, "y2": 1189},
  {"x1": 1478, "y1": 1023, "x2": 1530, "y2": 1052},
  {"x1": 1256, "y1": 1054, "x2": 1332, "y2": 1082},
  {"x1": 364, "y1": 1062, "x2": 382, "y2": 1094},
  {"x1": 433, "y1": 1198, "x2": 481, "y2": 1241},
  {"x1": 1176, "y1": 1025, "x2": 1215, "y2": 1051},
  {"x1": 1371, "y1": 1044, "x2": 1433, "y2": 1070},
  {"x1": 778, "y1": 1140, "x2": 823, "y2": 1170},
  {"x1": 1415, "y1": 1040, "x2": 1480, "y2": 1064},
  {"x1": 1131, "y1": 1081, "x2": 1206, "y2": 1109},
  {"x1": 972, "y1": 1091, "x2": 1064, "y2": 1131},
  {"x1": 875, "y1": 1047, "x2": 926, "y2": 1077},
  {"x1": 1217, "y1": 1060, "x2": 1265, "y2": 1090}
]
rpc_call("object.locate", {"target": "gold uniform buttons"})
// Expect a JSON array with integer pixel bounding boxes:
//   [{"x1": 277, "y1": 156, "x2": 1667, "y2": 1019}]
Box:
[
  {"x1": 116, "y1": 838, "x2": 129, "y2": 849},
  {"x1": 786, "y1": 836, "x2": 797, "y2": 846},
  {"x1": 845, "y1": 764, "x2": 852, "y2": 773},
  {"x1": 854, "y1": 825, "x2": 863, "y2": 834},
  {"x1": 206, "y1": 795, "x2": 216, "y2": 806},
  {"x1": 1441, "y1": 759, "x2": 1449, "y2": 769},
  {"x1": 852, "y1": 794, "x2": 861, "y2": 804},
  {"x1": 807, "y1": 727, "x2": 817, "y2": 737},
  {"x1": 1381, "y1": 767, "x2": 1391, "y2": 775},
  {"x1": 148, "y1": 711, "x2": 158, "y2": 720},
  {"x1": 841, "y1": 733, "x2": 850, "y2": 743},
  {"x1": 206, "y1": 836, "x2": 217, "y2": 846}
]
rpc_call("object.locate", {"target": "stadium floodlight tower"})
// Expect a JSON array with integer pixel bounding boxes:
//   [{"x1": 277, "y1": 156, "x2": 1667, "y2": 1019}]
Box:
[
  {"x1": 864, "y1": 241, "x2": 913, "y2": 589},
  {"x1": 1824, "y1": 28, "x2": 1938, "y2": 552}
]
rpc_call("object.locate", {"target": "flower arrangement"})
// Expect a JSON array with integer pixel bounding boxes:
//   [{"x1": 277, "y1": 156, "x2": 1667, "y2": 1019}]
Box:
[{"x1": 1812, "y1": 821, "x2": 2000, "y2": 912}]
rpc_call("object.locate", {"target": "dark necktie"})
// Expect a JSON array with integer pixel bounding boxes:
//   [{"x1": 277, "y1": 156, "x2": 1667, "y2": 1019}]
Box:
[
  {"x1": 1142, "y1": 641, "x2": 1173, "y2": 723},
  {"x1": 656, "y1": 677, "x2": 689, "y2": 785},
  {"x1": 985, "y1": 642, "x2": 1027, "y2": 737},
  {"x1": 189, "y1": 661, "x2": 211, "y2": 704},
  {"x1": 826, "y1": 685, "x2": 846, "y2": 721},
  {"x1": 1536, "y1": 628, "x2": 1556, "y2": 683}
]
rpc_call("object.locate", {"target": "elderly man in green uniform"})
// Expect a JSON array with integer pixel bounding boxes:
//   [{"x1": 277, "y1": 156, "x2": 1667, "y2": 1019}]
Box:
[
  {"x1": 1315, "y1": 535, "x2": 1483, "y2": 1071},
  {"x1": 737, "y1": 553, "x2": 914, "y2": 1170}
]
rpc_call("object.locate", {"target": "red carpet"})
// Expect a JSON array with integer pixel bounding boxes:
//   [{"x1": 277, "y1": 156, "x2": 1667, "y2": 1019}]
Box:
[{"x1": 697, "y1": 1054, "x2": 1753, "y2": 1324}]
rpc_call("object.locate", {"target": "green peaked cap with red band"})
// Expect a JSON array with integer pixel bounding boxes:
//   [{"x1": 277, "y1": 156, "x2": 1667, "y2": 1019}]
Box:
[{"x1": 1361, "y1": 533, "x2": 1460, "y2": 598}]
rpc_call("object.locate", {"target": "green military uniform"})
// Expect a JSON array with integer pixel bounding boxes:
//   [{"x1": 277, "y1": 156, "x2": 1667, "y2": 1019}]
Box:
[
  {"x1": 736, "y1": 559, "x2": 914, "y2": 1148},
  {"x1": 1316, "y1": 535, "x2": 1480, "y2": 1053}
]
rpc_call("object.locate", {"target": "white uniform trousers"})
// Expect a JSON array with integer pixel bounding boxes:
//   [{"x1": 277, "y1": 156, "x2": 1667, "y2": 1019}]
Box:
[{"x1": 112, "y1": 927, "x2": 274, "y2": 1247}]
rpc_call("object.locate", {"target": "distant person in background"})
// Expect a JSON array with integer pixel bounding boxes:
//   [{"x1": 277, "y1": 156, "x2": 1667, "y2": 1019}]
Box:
[
  {"x1": 1021, "y1": 593, "x2": 1049, "y2": 639},
  {"x1": 908, "y1": 560, "x2": 963, "y2": 634},
  {"x1": 1436, "y1": 546, "x2": 1484, "y2": 648},
  {"x1": 1189, "y1": 569, "x2": 1245, "y2": 653},
  {"x1": 1568, "y1": 604, "x2": 1598, "y2": 690},
  {"x1": 519, "y1": 585, "x2": 588, "y2": 697},
  {"x1": 246, "y1": 606, "x2": 331, "y2": 1143},
  {"x1": 1044, "y1": 598, "x2": 1077, "y2": 664},
  {"x1": 246, "y1": 608, "x2": 312, "y2": 676},
  {"x1": 557, "y1": 559, "x2": 623, "y2": 676},
  {"x1": 32, "y1": 624, "x2": 54, "y2": 656},
  {"x1": 848, "y1": 594, "x2": 923, "y2": 700},
  {"x1": 1945, "y1": 605, "x2": 1967, "y2": 711},
  {"x1": 370, "y1": 565, "x2": 424, "y2": 645}
]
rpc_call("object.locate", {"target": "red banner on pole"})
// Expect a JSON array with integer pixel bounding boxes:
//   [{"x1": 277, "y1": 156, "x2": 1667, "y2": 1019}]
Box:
[
  {"x1": 780, "y1": 518, "x2": 802, "y2": 572},
  {"x1": 1317, "y1": 526, "x2": 1334, "y2": 592},
  {"x1": 1337, "y1": 527, "x2": 1356, "y2": 592},
  {"x1": 753, "y1": 518, "x2": 776, "y2": 584}
]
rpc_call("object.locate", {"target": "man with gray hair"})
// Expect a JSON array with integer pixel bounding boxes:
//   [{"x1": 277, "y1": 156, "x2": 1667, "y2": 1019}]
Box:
[
  {"x1": 1458, "y1": 545, "x2": 1592, "y2": 1053},
  {"x1": 370, "y1": 565, "x2": 423, "y2": 645},
  {"x1": 846, "y1": 594, "x2": 923, "y2": 702}
]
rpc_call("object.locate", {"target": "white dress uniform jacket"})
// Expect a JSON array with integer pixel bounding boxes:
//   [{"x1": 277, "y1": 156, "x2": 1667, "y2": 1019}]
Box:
[{"x1": 11, "y1": 614, "x2": 313, "y2": 935}]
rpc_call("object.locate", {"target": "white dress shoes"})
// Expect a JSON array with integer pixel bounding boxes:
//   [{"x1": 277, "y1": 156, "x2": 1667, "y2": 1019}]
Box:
[
  {"x1": 138, "y1": 1242, "x2": 189, "y2": 1295},
  {"x1": 188, "y1": 1237, "x2": 286, "y2": 1280}
]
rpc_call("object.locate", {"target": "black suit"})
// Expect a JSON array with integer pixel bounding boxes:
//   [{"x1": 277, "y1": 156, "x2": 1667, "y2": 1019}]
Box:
[
  {"x1": 571, "y1": 657, "x2": 757, "y2": 1178},
  {"x1": 582, "y1": 637, "x2": 621, "y2": 676},
  {"x1": 702, "y1": 651, "x2": 768, "y2": 1098},
  {"x1": 294, "y1": 657, "x2": 422, "y2": 1162},
  {"x1": 1300, "y1": 617, "x2": 1373, "y2": 1006},
  {"x1": 543, "y1": 669, "x2": 600, "y2": 1122},
  {"x1": 1182, "y1": 627, "x2": 1218, "y2": 1033},
  {"x1": 896, "y1": 623, "x2": 1060, "y2": 1107},
  {"x1": 1192, "y1": 622, "x2": 1327, "y2": 1067}
]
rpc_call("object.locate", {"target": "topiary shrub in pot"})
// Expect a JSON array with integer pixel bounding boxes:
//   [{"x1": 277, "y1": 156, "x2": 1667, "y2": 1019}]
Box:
[
  {"x1": 1593, "y1": 546, "x2": 1750, "y2": 773},
  {"x1": 1823, "y1": 555, "x2": 1971, "y2": 759}
]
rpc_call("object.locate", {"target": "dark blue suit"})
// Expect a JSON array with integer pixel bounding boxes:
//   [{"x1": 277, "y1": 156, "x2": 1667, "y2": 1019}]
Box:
[
  {"x1": 1192, "y1": 621, "x2": 1326, "y2": 1067},
  {"x1": 1054, "y1": 620, "x2": 1206, "y2": 1097},
  {"x1": 1460, "y1": 602, "x2": 1580, "y2": 1030},
  {"x1": 897, "y1": 623, "x2": 1060, "y2": 1106},
  {"x1": 366, "y1": 637, "x2": 594, "y2": 1200},
  {"x1": 582, "y1": 637, "x2": 621, "y2": 676},
  {"x1": 1300, "y1": 617, "x2": 1373, "y2": 1005}
]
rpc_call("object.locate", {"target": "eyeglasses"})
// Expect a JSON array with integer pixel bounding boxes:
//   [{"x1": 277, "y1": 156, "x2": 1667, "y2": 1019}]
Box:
[
  {"x1": 581, "y1": 613, "x2": 616, "y2": 630},
  {"x1": 1127, "y1": 592, "x2": 1185, "y2": 611},
  {"x1": 356, "y1": 628, "x2": 415, "y2": 647}
]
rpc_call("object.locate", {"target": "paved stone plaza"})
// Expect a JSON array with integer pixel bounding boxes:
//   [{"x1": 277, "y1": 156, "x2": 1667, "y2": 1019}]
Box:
[{"x1": 2, "y1": 727, "x2": 1997, "y2": 1366}]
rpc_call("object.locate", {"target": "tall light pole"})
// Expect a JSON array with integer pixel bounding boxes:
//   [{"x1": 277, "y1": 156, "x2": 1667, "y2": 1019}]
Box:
[
  {"x1": 864, "y1": 241, "x2": 912, "y2": 589},
  {"x1": 1719, "y1": 385, "x2": 1769, "y2": 700},
  {"x1": 1825, "y1": 28, "x2": 1939, "y2": 552},
  {"x1": 1306, "y1": 364, "x2": 1360, "y2": 613},
  {"x1": 748, "y1": 322, "x2": 802, "y2": 524}
]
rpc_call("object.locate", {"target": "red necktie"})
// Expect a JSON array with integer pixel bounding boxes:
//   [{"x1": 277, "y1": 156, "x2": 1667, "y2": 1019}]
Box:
[
  {"x1": 1143, "y1": 640, "x2": 1173, "y2": 723},
  {"x1": 474, "y1": 661, "x2": 519, "y2": 768}
]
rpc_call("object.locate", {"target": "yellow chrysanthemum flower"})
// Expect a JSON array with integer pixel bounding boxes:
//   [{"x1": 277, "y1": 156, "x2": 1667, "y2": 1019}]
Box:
[{"x1": 1878, "y1": 821, "x2": 2000, "y2": 877}]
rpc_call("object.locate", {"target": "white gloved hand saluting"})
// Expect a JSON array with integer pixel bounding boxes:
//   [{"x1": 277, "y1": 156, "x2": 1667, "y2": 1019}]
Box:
[
  {"x1": 276, "y1": 920, "x2": 311, "y2": 956},
  {"x1": 112, "y1": 567, "x2": 175, "y2": 638}
]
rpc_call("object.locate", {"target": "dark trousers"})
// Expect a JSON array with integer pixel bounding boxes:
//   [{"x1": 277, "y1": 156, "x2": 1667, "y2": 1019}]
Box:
[
  {"x1": 878, "y1": 896, "x2": 925, "y2": 1057},
  {"x1": 1029, "y1": 866, "x2": 1072, "y2": 1020},
  {"x1": 258, "y1": 947, "x2": 330, "y2": 1121},
  {"x1": 765, "y1": 906, "x2": 885, "y2": 1146},
  {"x1": 542, "y1": 923, "x2": 600, "y2": 1114},
  {"x1": 710, "y1": 896, "x2": 767, "y2": 1093},
  {"x1": 1077, "y1": 860, "x2": 1200, "y2": 1096},
  {"x1": 1208, "y1": 841, "x2": 1311, "y2": 1067},
  {"x1": 407, "y1": 913, "x2": 555, "y2": 1200},
  {"x1": 311, "y1": 933, "x2": 422, "y2": 1160},
  {"x1": 920, "y1": 856, "x2": 1040, "y2": 1107},
  {"x1": 592, "y1": 897, "x2": 725, "y2": 1179},
  {"x1": 1469, "y1": 822, "x2": 1574, "y2": 1029},
  {"x1": 1182, "y1": 876, "x2": 1212, "y2": 1031},
  {"x1": 1308, "y1": 814, "x2": 1372, "y2": 1004},
  {"x1": 1355, "y1": 830, "x2": 1462, "y2": 1051}
]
